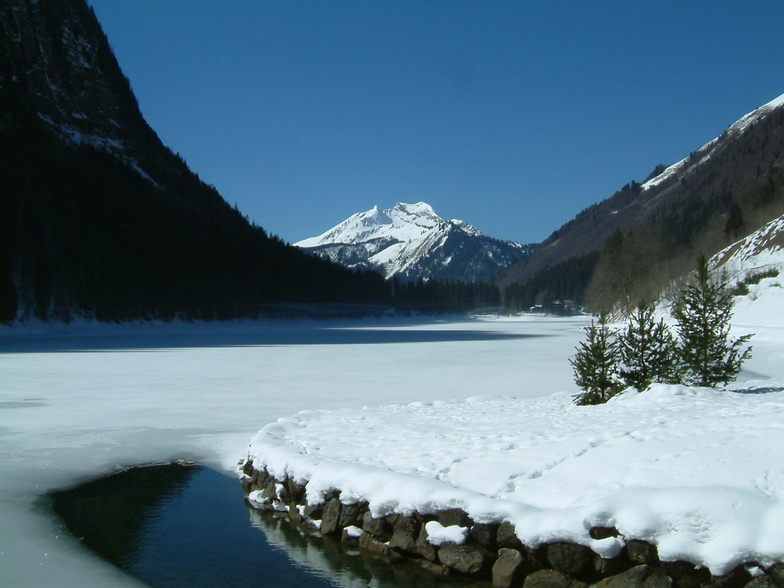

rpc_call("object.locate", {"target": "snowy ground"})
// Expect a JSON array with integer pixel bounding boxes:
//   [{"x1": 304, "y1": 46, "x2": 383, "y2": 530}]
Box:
[
  {"x1": 0, "y1": 315, "x2": 585, "y2": 587},
  {"x1": 250, "y1": 380, "x2": 784, "y2": 576},
  {"x1": 246, "y1": 247, "x2": 784, "y2": 577}
]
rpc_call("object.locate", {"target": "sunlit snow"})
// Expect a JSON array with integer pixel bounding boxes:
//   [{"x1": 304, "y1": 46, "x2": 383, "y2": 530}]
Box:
[
  {"x1": 246, "y1": 223, "x2": 784, "y2": 577},
  {"x1": 2, "y1": 215, "x2": 784, "y2": 585},
  {"x1": 0, "y1": 315, "x2": 582, "y2": 586}
]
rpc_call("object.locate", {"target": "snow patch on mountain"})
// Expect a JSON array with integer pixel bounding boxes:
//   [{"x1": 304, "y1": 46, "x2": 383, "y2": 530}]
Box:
[{"x1": 296, "y1": 202, "x2": 533, "y2": 283}]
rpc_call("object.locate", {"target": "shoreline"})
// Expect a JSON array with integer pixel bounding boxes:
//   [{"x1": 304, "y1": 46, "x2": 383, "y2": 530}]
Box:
[{"x1": 240, "y1": 460, "x2": 781, "y2": 587}]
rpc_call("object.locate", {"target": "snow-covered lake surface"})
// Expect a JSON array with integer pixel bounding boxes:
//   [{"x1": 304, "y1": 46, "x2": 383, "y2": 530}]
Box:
[{"x1": 0, "y1": 315, "x2": 585, "y2": 587}]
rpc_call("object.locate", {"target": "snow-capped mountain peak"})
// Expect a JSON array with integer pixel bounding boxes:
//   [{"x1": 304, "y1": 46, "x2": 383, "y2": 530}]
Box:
[{"x1": 296, "y1": 202, "x2": 535, "y2": 282}]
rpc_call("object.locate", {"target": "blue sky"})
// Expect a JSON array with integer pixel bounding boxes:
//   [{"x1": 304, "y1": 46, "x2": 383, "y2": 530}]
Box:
[{"x1": 88, "y1": 1, "x2": 784, "y2": 244}]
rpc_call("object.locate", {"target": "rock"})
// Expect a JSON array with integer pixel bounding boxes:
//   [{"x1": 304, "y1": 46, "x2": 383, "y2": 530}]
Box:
[
  {"x1": 662, "y1": 561, "x2": 710, "y2": 588},
  {"x1": 523, "y1": 569, "x2": 588, "y2": 588},
  {"x1": 340, "y1": 526, "x2": 362, "y2": 547},
  {"x1": 242, "y1": 460, "x2": 254, "y2": 476},
  {"x1": 254, "y1": 468, "x2": 270, "y2": 487},
  {"x1": 493, "y1": 548, "x2": 527, "y2": 588},
  {"x1": 471, "y1": 523, "x2": 499, "y2": 548},
  {"x1": 284, "y1": 477, "x2": 306, "y2": 504},
  {"x1": 498, "y1": 521, "x2": 524, "y2": 550},
  {"x1": 769, "y1": 564, "x2": 784, "y2": 586},
  {"x1": 415, "y1": 524, "x2": 439, "y2": 561},
  {"x1": 438, "y1": 508, "x2": 472, "y2": 528},
  {"x1": 303, "y1": 504, "x2": 323, "y2": 520},
  {"x1": 389, "y1": 515, "x2": 420, "y2": 554},
  {"x1": 746, "y1": 577, "x2": 780, "y2": 588},
  {"x1": 319, "y1": 497, "x2": 342, "y2": 535},
  {"x1": 590, "y1": 526, "x2": 620, "y2": 540},
  {"x1": 523, "y1": 544, "x2": 550, "y2": 571},
  {"x1": 288, "y1": 505, "x2": 302, "y2": 525},
  {"x1": 745, "y1": 566, "x2": 784, "y2": 588},
  {"x1": 261, "y1": 479, "x2": 277, "y2": 501},
  {"x1": 276, "y1": 483, "x2": 291, "y2": 503},
  {"x1": 413, "y1": 558, "x2": 450, "y2": 576},
  {"x1": 358, "y1": 532, "x2": 404, "y2": 562},
  {"x1": 594, "y1": 552, "x2": 630, "y2": 578},
  {"x1": 358, "y1": 531, "x2": 384, "y2": 552},
  {"x1": 362, "y1": 511, "x2": 392, "y2": 540},
  {"x1": 595, "y1": 565, "x2": 672, "y2": 587},
  {"x1": 438, "y1": 543, "x2": 494, "y2": 576},
  {"x1": 626, "y1": 540, "x2": 659, "y2": 565},
  {"x1": 708, "y1": 565, "x2": 751, "y2": 587},
  {"x1": 338, "y1": 502, "x2": 364, "y2": 529},
  {"x1": 546, "y1": 542, "x2": 595, "y2": 580}
]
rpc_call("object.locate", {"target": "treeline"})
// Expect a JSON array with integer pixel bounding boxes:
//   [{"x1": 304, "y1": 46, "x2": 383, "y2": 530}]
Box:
[
  {"x1": 392, "y1": 278, "x2": 500, "y2": 313},
  {"x1": 0, "y1": 114, "x2": 500, "y2": 322},
  {"x1": 502, "y1": 252, "x2": 599, "y2": 314},
  {"x1": 0, "y1": 115, "x2": 373, "y2": 322}
]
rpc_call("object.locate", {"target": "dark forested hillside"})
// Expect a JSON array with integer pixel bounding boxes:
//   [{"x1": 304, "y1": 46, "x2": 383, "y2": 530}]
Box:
[
  {"x1": 0, "y1": 0, "x2": 394, "y2": 322},
  {"x1": 499, "y1": 94, "x2": 784, "y2": 313}
]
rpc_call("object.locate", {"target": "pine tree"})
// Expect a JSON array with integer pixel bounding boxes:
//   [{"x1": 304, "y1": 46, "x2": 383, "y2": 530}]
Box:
[
  {"x1": 673, "y1": 255, "x2": 753, "y2": 387},
  {"x1": 571, "y1": 313, "x2": 622, "y2": 405},
  {"x1": 618, "y1": 301, "x2": 678, "y2": 390}
]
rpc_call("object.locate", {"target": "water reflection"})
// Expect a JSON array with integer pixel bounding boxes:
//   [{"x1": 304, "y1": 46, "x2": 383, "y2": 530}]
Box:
[
  {"x1": 51, "y1": 464, "x2": 335, "y2": 587},
  {"x1": 52, "y1": 463, "x2": 195, "y2": 569},
  {"x1": 248, "y1": 509, "x2": 489, "y2": 588},
  {"x1": 50, "y1": 464, "x2": 489, "y2": 587}
]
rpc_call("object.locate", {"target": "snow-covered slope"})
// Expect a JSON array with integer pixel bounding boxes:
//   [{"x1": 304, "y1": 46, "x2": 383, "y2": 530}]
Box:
[
  {"x1": 712, "y1": 213, "x2": 784, "y2": 328},
  {"x1": 642, "y1": 93, "x2": 784, "y2": 191},
  {"x1": 296, "y1": 202, "x2": 534, "y2": 283}
]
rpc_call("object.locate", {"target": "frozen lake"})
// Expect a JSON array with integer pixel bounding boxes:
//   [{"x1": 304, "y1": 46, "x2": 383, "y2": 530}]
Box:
[{"x1": 0, "y1": 315, "x2": 588, "y2": 587}]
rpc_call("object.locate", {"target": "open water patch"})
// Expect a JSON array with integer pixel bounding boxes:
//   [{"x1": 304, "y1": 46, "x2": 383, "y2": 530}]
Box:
[{"x1": 49, "y1": 463, "x2": 488, "y2": 587}]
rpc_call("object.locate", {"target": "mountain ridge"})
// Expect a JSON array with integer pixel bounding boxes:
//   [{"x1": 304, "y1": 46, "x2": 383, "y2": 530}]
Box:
[
  {"x1": 296, "y1": 202, "x2": 535, "y2": 283},
  {"x1": 0, "y1": 0, "x2": 391, "y2": 322},
  {"x1": 500, "y1": 90, "x2": 784, "y2": 312}
]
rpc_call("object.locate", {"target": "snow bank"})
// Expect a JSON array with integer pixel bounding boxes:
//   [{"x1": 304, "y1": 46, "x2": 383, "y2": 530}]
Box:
[{"x1": 247, "y1": 385, "x2": 784, "y2": 574}]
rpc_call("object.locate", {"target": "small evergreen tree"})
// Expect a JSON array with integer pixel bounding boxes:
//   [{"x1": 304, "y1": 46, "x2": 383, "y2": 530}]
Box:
[
  {"x1": 571, "y1": 313, "x2": 622, "y2": 405},
  {"x1": 618, "y1": 301, "x2": 678, "y2": 390},
  {"x1": 673, "y1": 255, "x2": 753, "y2": 387}
]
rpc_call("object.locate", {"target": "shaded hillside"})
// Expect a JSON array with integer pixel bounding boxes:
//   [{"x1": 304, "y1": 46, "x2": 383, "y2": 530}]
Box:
[
  {"x1": 499, "y1": 93, "x2": 784, "y2": 312},
  {"x1": 0, "y1": 0, "x2": 389, "y2": 322}
]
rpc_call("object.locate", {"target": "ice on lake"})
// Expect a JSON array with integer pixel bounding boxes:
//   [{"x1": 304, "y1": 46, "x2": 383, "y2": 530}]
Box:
[{"x1": 0, "y1": 315, "x2": 588, "y2": 587}]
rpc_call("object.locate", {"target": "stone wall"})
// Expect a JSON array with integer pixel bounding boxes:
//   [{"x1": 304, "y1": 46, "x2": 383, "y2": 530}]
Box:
[{"x1": 240, "y1": 460, "x2": 783, "y2": 588}]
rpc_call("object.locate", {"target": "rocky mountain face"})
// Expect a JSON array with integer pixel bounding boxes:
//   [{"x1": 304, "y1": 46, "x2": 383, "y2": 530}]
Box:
[
  {"x1": 0, "y1": 0, "x2": 172, "y2": 186},
  {"x1": 296, "y1": 202, "x2": 535, "y2": 283},
  {"x1": 0, "y1": 0, "x2": 389, "y2": 322},
  {"x1": 500, "y1": 92, "x2": 784, "y2": 312}
]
